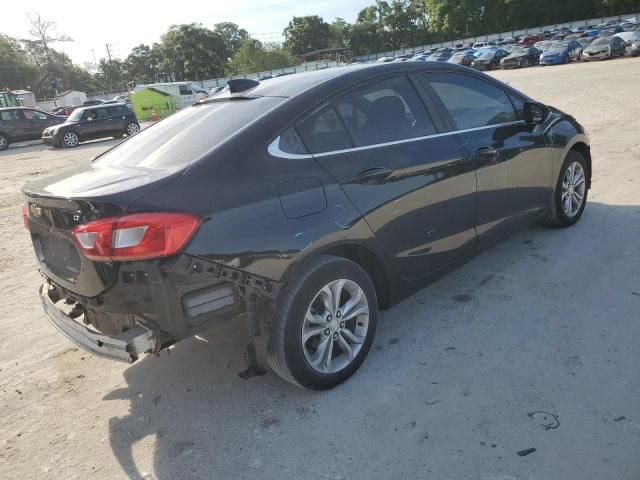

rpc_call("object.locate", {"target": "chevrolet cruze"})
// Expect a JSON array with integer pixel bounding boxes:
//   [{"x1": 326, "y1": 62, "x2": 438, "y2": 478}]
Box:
[{"x1": 22, "y1": 63, "x2": 591, "y2": 389}]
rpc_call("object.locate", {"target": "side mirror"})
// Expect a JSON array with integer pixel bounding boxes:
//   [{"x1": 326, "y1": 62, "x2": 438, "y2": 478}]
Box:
[{"x1": 523, "y1": 101, "x2": 549, "y2": 124}]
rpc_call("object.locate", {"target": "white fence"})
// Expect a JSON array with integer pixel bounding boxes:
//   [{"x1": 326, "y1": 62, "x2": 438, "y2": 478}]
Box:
[
  {"x1": 198, "y1": 61, "x2": 339, "y2": 89},
  {"x1": 353, "y1": 12, "x2": 639, "y2": 62}
]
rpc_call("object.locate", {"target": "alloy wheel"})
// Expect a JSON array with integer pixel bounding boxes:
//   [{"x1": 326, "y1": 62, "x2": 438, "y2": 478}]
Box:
[
  {"x1": 561, "y1": 161, "x2": 586, "y2": 217},
  {"x1": 301, "y1": 279, "x2": 370, "y2": 374},
  {"x1": 126, "y1": 123, "x2": 140, "y2": 136},
  {"x1": 0, "y1": 136, "x2": 7, "y2": 150},
  {"x1": 63, "y1": 132, "x2": 78, "y2": 148}
]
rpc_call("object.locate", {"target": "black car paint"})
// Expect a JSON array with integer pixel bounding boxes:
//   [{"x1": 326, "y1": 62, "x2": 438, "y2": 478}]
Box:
[
  {"x1": 42, "y1": 103, "x2": 138, "y2": 147},
  {"x1": 501, "y1": 47, "x2": 541, "y2": 68},
  {"x1": 471, "y1": 50, "x2": 510, "y2": 70},
  {"x1": 23, "y1": 62, "x2": 591, "y2": 362},
  {"x1": 0, "y1": 107, "x2": 65, "y2": 145}
]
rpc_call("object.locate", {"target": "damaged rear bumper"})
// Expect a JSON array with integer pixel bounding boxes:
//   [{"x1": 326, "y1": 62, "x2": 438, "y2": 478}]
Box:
[{"x1": 40, "y1": 284, "x2": 156, "y2": 363}]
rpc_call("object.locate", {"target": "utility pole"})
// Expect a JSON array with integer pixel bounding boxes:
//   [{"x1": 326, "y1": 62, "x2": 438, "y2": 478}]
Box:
[{"x1": 105, "y1": 43, "x2": 113, "y2": 62}]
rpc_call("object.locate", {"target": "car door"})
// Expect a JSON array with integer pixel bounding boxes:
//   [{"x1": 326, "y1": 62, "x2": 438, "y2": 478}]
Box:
[
  {"x1": 20, "y1": 109, "x2": 52, "y2": 140},
  {"x1": 107, "y1": 106, "x2": 127, "y2": 133},
  {"x1": 296, "y1": 74, "x2": 477, "y2": 281},
  {"x1": 1, "y1": 109, "x2": 26, "y2": 141},
  {"x1": 419, "y1": 72, "x2": 551, "y2": 244}
]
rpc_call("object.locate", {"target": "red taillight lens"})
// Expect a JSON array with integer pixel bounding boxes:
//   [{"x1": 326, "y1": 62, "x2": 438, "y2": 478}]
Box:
[
  {"x1": 21, "y1": 204, "x2": 29, "y2": 230},
  {"x1": 71, "y1": 212, "x2": 201, "y2": 262}
]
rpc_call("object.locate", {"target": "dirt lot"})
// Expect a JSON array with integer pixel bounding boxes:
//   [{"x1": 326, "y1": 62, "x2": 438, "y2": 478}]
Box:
[{"x1": 2, "y1": 58, "x2": 639, "y2": 480}]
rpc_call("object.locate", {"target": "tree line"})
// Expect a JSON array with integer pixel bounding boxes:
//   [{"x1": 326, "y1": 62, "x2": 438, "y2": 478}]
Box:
[{"x1": 1, "y1": 0, "x2": 637, "y2": 98}]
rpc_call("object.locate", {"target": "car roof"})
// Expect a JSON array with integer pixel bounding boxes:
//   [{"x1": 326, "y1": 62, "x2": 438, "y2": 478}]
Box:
[
  {"x1": 240, "y1": 62, "x2": 481, "y2": 100},
  {"x1": 74, "y1": 102, "x2": 127, "y2": 111},
  {"x1": 0, "y1": 106, "x2": 43, "y2": 111}
]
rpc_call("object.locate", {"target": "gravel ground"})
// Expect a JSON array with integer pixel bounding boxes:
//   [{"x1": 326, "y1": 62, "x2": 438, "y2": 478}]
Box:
[{"x1": 1, "y1": 58, "x2": 639, "y2": 480}]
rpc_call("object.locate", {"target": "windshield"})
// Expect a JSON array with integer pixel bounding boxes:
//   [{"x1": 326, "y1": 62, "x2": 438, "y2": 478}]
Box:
[
  {"x1": 92, "y1": 96, "x2": 283, "y2": 170},
  {"x1": 591, "y1": 37, "x2": 612, "y2": 46},
  {"x1": 67, "y1": 109, "x2": 85, "y2": 122},
  {"x1": 549, "y1": 41, "x2": 569, "y2": 49},
  {"x1": 476, "y1": 50, "x2": 496, "y2": 59}
]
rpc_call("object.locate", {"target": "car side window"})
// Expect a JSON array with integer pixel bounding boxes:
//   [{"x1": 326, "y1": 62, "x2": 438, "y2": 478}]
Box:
[
  {"x1": 179, "y1": 85, "x2": 193, "y2": 95},
  {"x1": 331, "y1": 76, "x2": 437, "y2": 147},
  {"x1": 423, "y1": 73, "x2": 518, "y2": 130},
  {"x1": 107, "y1": 106, "x2": 124, "y2": 116},
  {"x1": 1, "y1": 110, "x2": 19, "y2": 121},
  {"x1": 275, "y1": 126, "x2": 309, "y2": 155},
  {"x1": 296, "y1": 105, "x2": 353, "y2": 154},
  {"x1": 96, "y1": 108, "x2": 109, "y2": 119},
  {"x1": 22, "y1": 110, "x2": 48, "y2": 120}
]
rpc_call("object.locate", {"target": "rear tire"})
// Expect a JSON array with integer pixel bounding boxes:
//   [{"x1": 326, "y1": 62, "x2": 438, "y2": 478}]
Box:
[
  {"x1": 542, "y1": 150, "x2": 588, "y2": 228},
  {"x1": 0, "y1": 134, "x2": 8, "y2": 151},
  {"x1": 267, "y1": 255, "x2": 378, "y2": 390},
  {"x1": 125, "y1": 122, "x2": 140, "y2": 136}
]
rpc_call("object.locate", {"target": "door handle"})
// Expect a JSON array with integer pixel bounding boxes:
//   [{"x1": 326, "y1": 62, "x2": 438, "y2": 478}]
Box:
[
  {"x1": 474, "y1": 147, "x2": 498, "y2": 159},
  {"x1": 357, "y1": 167, "x2": 392, "y2": 184}
]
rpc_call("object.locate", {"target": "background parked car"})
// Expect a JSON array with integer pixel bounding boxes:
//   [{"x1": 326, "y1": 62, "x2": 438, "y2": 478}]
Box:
[
  {"x1": 500, "y1": 46, "x2": 540, "y2": 68},
  {"x1": 582, "y1": 36, "x2": 627, "y2": 61},
  {"x1": 42, "y1": 103, "x2": 139, "y2": 148},
  {"x1": 520, "y1": 34, "x2": 543, "y2": 45},
  {"x1": 471, "y1": 49, "x2": 510, "y2": 70},
  {"x1": 630, "y1": 41, "x2": 640, "y2": 56},
  {"x1": 0, "y1": 107, "x2": 65, "y2": 150},
  {"x1": 539, "y1": 40, "x2": 582, "y2": 65},
  {"x1": 447, "y1": 50, "x2": 476, "y2": 66},
  {"x1": 82, "y1": 99, "x2": 106, "y2": 107},
  {"x1": 51, "y1": 106, "x2": 77, "y2": 117},
  {"x1": 614, "y1": 30, "x2": 640, "y2": 46}
]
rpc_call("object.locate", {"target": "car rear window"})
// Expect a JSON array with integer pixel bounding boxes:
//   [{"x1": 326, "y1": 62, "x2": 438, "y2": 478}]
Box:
[{"x1": 92, "y1": 97, "x2": 284, "y2": 170}]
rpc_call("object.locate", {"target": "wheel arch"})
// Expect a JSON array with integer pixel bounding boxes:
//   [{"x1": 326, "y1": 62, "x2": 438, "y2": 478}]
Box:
[
  {"x1": 283, "y1": 242, "x2": 393, "y2": 311},
  {"x1": 568, "y1": 141, "x2": 592, "y2": 189}
]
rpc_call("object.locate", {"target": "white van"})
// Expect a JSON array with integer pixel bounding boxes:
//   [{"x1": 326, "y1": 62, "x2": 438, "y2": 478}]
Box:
[{"x1": 133, "y1": 82, "x2": 208, "y2": 109}]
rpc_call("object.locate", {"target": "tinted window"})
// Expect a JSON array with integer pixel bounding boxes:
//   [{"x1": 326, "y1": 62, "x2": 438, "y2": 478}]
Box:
[
  {"x1": 107, "y1": 106, "x2": 125, "y2": 116},
  {"x1": 332, "y1": 76, "x2": 437, "y2": 147},
  {"x1": 424, "y1": 73, "x2": 518, "y2": 129},
  {"x1": 179, "y1": 85, "x2": 193, "y2": 95},
  {"x1": 96, "y1": 108, "x2": 109, "y2": 118},
  {"x1": 297, "y1": 106, "x2": 352, "y2": 154},
  {"x1": 93, "y1": 97, "x2": 284, "y2": 170},
  {"x1": 277, "y1": 126, "x2": 308, "y2": 155},
  {"x1": 83, "y1": 109, "x2": 98, "y2": 120},
  {"x1": 1, "y1": 110, "x2": 19, "y2": 121},
  {"x1": 22, "y1": 110, "x2": 48, "y2": 120}
]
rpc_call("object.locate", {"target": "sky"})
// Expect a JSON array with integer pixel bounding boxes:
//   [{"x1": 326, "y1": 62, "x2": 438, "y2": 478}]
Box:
[{"x1": 1, "y1": 0, "x2": 373, "y2": 67}]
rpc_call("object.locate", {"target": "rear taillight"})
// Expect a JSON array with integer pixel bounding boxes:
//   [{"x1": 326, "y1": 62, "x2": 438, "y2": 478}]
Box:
[
  {"x1": 71, "y1": 212, "x2": 201, "y2": 261},
  {"x1": 21, "y1": 204, "x2": 29, "y2": 230}
]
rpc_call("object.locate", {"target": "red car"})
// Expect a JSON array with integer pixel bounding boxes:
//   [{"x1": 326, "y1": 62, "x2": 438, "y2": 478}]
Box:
[
  {"x1": 51, "y1": 106, "x2": 78, "y2": 116},
  {"x1": 519, "y1": 35, "x2": 543, "y2": 46}
]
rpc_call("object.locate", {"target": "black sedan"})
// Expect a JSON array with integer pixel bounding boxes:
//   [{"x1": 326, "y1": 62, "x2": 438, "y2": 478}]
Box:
[
  {"x1": 500, "y1": 47, "x2": 540, "y2": 68},
  {"x1": 42, "y1": 103, "x2": 140, "y2": 148},
  {"x1": 0, "y1": 107, "x2": 65, "y2": 150},
  {"x1": 23, "y1": 63, "x2": 591, "y2": 390},
  {"x1": 471, "y1": 49, "x2": 510, "y2": 70}
]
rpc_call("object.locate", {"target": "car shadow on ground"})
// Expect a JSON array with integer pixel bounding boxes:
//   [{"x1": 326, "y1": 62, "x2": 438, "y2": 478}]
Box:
[{"x1": 105, "y1": 201, "x2": 638, "y2": 479}]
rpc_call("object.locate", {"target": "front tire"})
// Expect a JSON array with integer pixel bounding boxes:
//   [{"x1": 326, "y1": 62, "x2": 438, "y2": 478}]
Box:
[
  {"x1": 62, "y1": 131, "x2": 79, "y2": 148},
  {"x1": 542, "y1": 150, "x2": 588, "y2": 227},
  {"x1": 0, "y1": 134, "x2": 8, "y2": 151},
  {"x1": 267, "y1": 255, "x2": 378, "y2": 390}
]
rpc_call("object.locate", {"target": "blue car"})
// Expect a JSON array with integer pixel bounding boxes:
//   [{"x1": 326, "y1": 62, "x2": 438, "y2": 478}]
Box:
[{"x1": 539, "y1": 40, "x2": 582, "y2": 65}]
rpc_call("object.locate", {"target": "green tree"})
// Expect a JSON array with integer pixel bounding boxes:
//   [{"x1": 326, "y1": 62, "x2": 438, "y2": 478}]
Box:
[
  {"x1": 0, "y1": 35, "x2": 38, "y2": 90},
  {"x1": 329, "y1": 18, "x2": 351, "y2": 48},
  {"x1": 283, "y1": 15, "x2": 331, "y2": 55},
  {"x1": 156, "y1": 23, "x2": 227, "y2": 80},
  {"x1": 124, "y1": 44, "x2": 157, "y2": 84},
  {"x1": 214, "y1": 22, "x2": 250, "y2": 60},
  {"x1": 227, "y1": 39, "x2": 297, "y2": 75}
]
